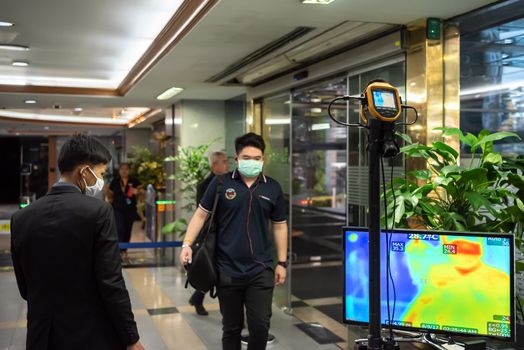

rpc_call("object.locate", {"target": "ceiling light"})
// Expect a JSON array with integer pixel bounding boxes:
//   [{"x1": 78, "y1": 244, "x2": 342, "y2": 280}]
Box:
[
  {"x1": 0, "y1": 21, "x2": 14, "y2": 27},
  {"x1": 265, "y1": 118, "x2": 291, "y2": 125},
  {"x1": 0, "y1": 44, "x2": 29, "y2": 51},
  {"x1": 24, "y1": 99, "x2": 37, "y2": 104},
  {"x1": 12, "y1": 61, "x2": 29, "y2": 67},
  {"x1": 74, "y1": 107, "x2": 83, "y2": 112},
  {"x1": 302, "y1": 0, "x2": 336, "y2": 4},
  {"x1": 156, "y1": 87, "x2": 184, "y2": 100},
  {"x1": 311, "y1": 123, "x2": 331, "y2": 131}
]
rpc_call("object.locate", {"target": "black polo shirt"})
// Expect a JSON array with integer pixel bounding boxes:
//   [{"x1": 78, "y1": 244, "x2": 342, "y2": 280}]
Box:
[{"x1": 199, "y1": 170, "x2": 287, "y2": 279}]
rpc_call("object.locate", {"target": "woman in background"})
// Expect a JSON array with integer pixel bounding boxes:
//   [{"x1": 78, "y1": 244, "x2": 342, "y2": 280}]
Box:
[{"x1": 106, "y1": 163, "x2": 141, "y2": 260}]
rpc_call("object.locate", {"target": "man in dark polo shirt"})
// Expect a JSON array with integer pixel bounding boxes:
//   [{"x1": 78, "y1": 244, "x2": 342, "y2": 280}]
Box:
[{"x1": 180, "y1": 133, "x2": 288, "y2": 350}]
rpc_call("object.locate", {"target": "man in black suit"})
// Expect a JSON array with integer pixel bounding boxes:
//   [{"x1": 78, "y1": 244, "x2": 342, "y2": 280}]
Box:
[
  {"x1": 188, "y1": 151, "x2": 228, "y2": 316},
  {"x1": 10, "y1": 134, "x2": 144, "y2": 350}
]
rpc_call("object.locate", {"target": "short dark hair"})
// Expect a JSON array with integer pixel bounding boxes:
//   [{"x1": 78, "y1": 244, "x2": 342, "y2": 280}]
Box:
[
  {"x1": 58, "y1": 134, "x2": 112, "y2": 173},
  {"x1": 235, "y1": 133, "x2": 265, "y2": 154}
]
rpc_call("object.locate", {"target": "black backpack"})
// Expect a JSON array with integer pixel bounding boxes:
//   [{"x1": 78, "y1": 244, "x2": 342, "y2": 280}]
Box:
[{"x1": 185, "y1": 175, "x2": 223, "y2": 298}]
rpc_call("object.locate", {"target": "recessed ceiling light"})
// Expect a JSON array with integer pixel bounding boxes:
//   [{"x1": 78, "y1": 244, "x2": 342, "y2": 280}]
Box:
[
  {"x1": 0, "y1": 21, "x2": 14, "y2": 27},
  {"x1": 156, "y1": 87, "x2": 184, "y2": 100},
  {"x1": 302, "y1": 0, "x2": 336, "y2": 4},
  {"x1": 74, "y1": 107, "x2": 83, "y2": 112},
  {"x1": 24, "y1": 99, "x2": 37, "y2": 104},
  {"x1": 12, "y1": 61, "x2": 29, "y2": 67},
  {"x1": 0, "y1": 44, "x2": 29, "y2": 51}
]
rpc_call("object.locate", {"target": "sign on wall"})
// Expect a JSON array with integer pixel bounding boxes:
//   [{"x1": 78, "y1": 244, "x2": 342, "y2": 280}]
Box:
[{"x1": 0, "y1": 220, "x2": 10, "y2": 235}]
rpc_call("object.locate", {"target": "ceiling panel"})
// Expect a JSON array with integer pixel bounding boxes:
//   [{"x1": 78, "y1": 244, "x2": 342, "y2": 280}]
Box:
[{"x1": 0, "y1": 0, "x2": 498, "y2": 119}]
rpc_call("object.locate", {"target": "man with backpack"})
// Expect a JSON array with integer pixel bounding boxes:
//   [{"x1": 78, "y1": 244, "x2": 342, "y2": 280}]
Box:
[{"x1": 180, "y1": 133, "x2": 288, "y2": 350}]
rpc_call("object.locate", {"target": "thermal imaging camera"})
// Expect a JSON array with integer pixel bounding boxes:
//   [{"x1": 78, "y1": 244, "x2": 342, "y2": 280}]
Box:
[{"x1": 360, "y1": 81, "x2": 402, "y2": 124}]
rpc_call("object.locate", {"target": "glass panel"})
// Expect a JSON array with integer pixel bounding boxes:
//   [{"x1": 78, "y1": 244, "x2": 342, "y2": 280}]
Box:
[
  {"x1": 260, "y1": 60, "x2": 406, "y2": 312},
  {"x1": 460, "y1": 17, "x2": 524, "y2": 154},
  {"x1": 261, "y1": 94, "x2": 291, "y2": 310},
  {"x1": 291, "y1": 76, "x2": 348, "y2": 265},
  {"x1": 263, "y1": 95, "x2": 291, "y2": 192}
]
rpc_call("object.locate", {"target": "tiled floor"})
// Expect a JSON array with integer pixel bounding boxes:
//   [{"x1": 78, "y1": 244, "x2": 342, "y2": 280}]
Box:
[
  {"x1": 0, "y1": 204, "x2": 353, "y2": 349},
  {"x1": 0, "y1": 266, "x2": 347, "y2": 350}
]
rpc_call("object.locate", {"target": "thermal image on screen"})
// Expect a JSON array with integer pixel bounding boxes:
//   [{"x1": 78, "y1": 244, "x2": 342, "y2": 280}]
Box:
[
  {"x1": 372, "y1": 90, "x2": 396, "y2": 108},
  {"x1": 344, "y1": 229, "x2": 513, "y2": 339}
]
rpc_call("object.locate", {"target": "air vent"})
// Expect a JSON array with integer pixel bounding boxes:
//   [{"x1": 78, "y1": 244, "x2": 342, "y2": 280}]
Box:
[{"x1": 206, "y1": 26, "x2": 314, "y2": 83}]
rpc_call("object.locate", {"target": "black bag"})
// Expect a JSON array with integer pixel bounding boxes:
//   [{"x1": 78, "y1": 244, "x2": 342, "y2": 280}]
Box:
[{"x1": 185, "y1": 175, "x2": 223, "y2": 298}]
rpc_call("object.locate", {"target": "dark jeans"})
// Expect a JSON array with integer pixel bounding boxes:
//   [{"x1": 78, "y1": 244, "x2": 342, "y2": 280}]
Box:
[
  {"x1": 114, "y1": 210, "x2": 134, "y2": 252},
  {"x1": 218, "y1": 269, "x2": 274, "y2": 350}
]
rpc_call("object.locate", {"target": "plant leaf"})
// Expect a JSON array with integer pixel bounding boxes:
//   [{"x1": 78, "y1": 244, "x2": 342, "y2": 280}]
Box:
[
  {"x1": 432, "y1": 141, "x2": 459, "y2": 159},
  {"x1": 474, "y1": 131, "x2": 520, "y2": 148},
  {"x1": 436, "y1": 127, "x2": 463, "y2": 138},
  {"x1": 465, "y1": 191, "x2": 497, "y2": 215},
  {"x1": 483, "y1": 153, "x2": 503, "y2": 165},
  {"x1": 394, "y1": 200, "x2": 405, "y2": 224},
  {"x1": 459, "y1": 168, "x2": 488, "y2": 187},
  {"x1": 517, "y1": 198, "x2": 524, "y2": 213},
  {"x1": 395, "y1": 132, "x2": 412, "y2": 144},
  {"x1": 408, "y1": 169, "x2": 432, "y2": 181},
  {"x1": 441, "y1": 165, "x2": 464, "y2": 176},
  {"x1": 462, "y1": 132, "x2": 478, "y2": 148}
]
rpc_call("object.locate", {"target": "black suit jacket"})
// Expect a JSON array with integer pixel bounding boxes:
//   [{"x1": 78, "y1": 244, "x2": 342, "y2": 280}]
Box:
[{"x1": 10, "y1": 185, "x2": 139, "y2": 350}]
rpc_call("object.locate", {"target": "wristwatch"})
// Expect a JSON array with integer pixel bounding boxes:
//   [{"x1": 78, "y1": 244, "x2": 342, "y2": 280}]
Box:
[{"x1": 277, "y1": 261, "x2": 288, "y2": 268}]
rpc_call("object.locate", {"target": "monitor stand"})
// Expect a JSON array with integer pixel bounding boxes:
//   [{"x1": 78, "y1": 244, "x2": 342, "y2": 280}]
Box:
[{"x1": 354, "y1": 331, "x2": 449, "y2": 350}]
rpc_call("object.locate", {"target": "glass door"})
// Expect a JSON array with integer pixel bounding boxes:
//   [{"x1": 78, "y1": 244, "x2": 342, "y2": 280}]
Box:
[
  {"x1": 291, "y1": 76, "x2": 348, "y2": 264},
  {"x1": 261, "y1": 94, "x2": 292, "y2": 309}
]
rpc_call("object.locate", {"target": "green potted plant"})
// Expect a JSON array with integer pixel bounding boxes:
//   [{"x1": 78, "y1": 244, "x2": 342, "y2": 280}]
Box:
[
  {"x1": 383, "y1": 127, "x2": 524, "y2": 321},
  {"x1": 383, "y1": 128, "x2": 523, "y2": 236},
  {"x1": 127, "y1": 145, "x2": 166, "y2": 190},
  {"x1": 161, "y1": 141, "x2": 218, "y2": 238}
]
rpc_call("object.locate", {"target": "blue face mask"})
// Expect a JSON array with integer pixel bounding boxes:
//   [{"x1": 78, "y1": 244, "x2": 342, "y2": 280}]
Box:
[{"x1": 238, "y1": 159, "x2": 264, "y2": 178}]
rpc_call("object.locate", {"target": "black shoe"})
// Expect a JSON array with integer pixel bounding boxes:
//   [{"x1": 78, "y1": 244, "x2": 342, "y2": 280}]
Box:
[
  {"x1": 189, "y1": 299, "x2": 209, "y2": 316},
  {"x1": 240, "y1": 334, "x2": 275, "y2": 345}
]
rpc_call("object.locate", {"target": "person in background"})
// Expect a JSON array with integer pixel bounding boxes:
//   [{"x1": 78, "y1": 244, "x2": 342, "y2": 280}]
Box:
[
  {"x1": 180, "y1": 133, "x2": 288, "y2": 350},
  {"x1": 106, "y1": 163, "x2": 141, "y2": 260},
  {"x1": 10, "y1": 134, "x2": 144, "y2": 350},
  {"x1": 189, "y1": 151, "x2": 229, "y2": 316}
]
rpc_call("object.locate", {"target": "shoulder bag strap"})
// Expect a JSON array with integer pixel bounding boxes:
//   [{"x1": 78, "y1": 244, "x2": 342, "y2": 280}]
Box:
[{"x1": 206, "y1": 175, "x2": 223, "y2": 234}]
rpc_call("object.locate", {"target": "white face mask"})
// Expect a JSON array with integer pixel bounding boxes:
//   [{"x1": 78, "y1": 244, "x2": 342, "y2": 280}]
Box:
[{"x1": 82, "y1": 167, "x2": 104, "y2": 197}]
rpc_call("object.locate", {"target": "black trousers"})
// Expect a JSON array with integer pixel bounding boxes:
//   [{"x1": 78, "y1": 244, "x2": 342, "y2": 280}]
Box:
[
  {"x1": 217, "y1": 269, "x2": 274, "y2": 350},
  {"x1": 114, "y1": 209, "x2": 134, "y2": 252}
]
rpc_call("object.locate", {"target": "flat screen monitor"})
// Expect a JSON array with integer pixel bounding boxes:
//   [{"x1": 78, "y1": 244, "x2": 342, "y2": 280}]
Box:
[{"x1": 343, "y1": 227, "x2": 515, "y2": 340}]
